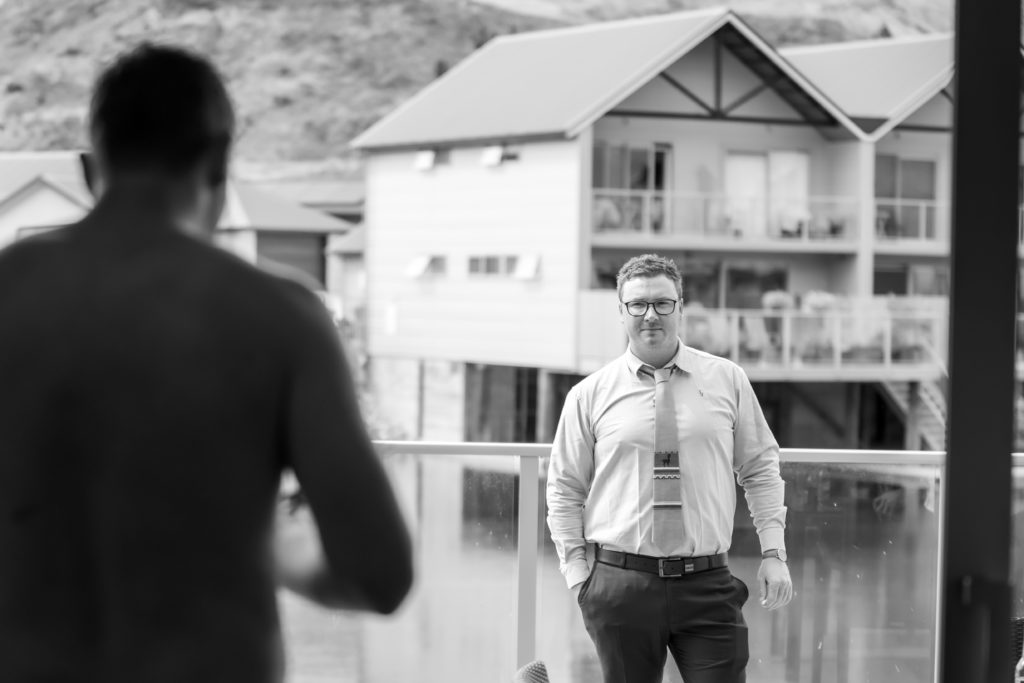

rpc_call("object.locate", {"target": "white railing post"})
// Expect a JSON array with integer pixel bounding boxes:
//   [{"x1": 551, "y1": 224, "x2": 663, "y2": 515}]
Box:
[
  {"x1": 782, "y1": 311, "x2": 792, "y2": 367},
  {"x1": 730, "y1": 312, "x2": 741, "y2": 361},
  {"x1": 832, "y1": 312, "x2": 842, "y2": 368},
  {"x1": 883, "y1": 316, "x2": 893, "y2": 366},
  {"x1": 516, "y1": 455, "x2": 540, "y2": 668}
]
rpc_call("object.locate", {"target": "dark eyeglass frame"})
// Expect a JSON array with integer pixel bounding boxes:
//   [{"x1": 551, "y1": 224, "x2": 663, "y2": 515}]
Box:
[{"x1": 620, "y1": 299, "x2": 679, "y2": 317}]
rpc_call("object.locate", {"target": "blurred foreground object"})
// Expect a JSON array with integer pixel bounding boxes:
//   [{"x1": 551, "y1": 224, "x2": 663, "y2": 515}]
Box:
[{"x1": 0, "y1": 43, "x2": 411, "y2": 683}]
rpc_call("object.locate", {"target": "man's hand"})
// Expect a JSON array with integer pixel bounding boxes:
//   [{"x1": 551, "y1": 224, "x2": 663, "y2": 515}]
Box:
[{"x1": 757, "y1": 558, "x2": 793, "y2": 610}]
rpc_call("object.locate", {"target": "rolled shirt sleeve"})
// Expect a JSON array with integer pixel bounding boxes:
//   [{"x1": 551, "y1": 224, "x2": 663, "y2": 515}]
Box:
[
  {"x1": 731, "y1": 366, "x2": 788, "y2": 554},
  {"x1": 546, "y1": 386, "x2": 595, "y2": 589}
]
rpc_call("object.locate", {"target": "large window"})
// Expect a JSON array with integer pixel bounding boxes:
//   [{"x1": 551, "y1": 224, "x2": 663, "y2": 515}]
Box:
[
  {"x1": 724, "y1": 151, "x2": 810, "y2": 238},
  {"x1": 875, "y1": 155, "x2": 938, "y2": 239},
  {"x1": 592, "y1": 142, "x2": 671, "y2": 233}
]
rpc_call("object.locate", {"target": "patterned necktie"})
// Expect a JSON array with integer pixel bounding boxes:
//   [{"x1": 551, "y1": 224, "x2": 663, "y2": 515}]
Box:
[{"x1": 652, "y1": 367, "x2": 681, "y2": 554}]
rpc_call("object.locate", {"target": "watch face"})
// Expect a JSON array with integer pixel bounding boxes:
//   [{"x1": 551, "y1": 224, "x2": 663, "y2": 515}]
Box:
[{"x1": 777, "y1": 548, "x2": 788, "y2": 562}]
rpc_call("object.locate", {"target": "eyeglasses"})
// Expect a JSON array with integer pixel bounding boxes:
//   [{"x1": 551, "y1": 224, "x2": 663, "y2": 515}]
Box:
[{"x1": 621, "y1": 299, "x2": 679, "y2": 317}]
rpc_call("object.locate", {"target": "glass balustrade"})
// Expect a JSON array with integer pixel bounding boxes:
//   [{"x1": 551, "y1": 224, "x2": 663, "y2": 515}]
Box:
[
  {"x1": 591, "y1": 189, "x2": 859, "y2": 242},
  {"x1": 276, "y1": 443, "x2": 1010, "y2": 683}
]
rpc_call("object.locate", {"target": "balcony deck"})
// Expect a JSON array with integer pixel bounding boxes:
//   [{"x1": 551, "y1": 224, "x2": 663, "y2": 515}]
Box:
[{"x1": 278, "y1": 442, "x2": 1024, "y2": 683}]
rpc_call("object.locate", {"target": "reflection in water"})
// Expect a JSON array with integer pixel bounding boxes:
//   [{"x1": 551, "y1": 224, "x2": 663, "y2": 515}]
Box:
[{"x1": 281, "y1": 458, "x2": 943, "y2": 683}]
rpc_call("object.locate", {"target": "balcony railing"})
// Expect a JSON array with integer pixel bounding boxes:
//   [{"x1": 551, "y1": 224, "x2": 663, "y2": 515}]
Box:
[
  {"x1": 280, "y1": 442, "x2": 1024, "y2": 683},
  {"x1": 592, "y1": 189, "x2": 859, "y2": 242},
  {"x1": 875, "y1": 198, "x2": 946, "y2": 242},
  {"x1": 577, "y1": 291, "x2": 947, "y2": 379}
]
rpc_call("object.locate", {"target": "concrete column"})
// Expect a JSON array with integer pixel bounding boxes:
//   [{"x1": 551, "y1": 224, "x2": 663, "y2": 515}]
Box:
[
  {"x1": 854, "y1": 139, "x2": 876, "y2": 299},
  {"x1": 535, "y1": 369, "x2": 555, "y2": 444}
]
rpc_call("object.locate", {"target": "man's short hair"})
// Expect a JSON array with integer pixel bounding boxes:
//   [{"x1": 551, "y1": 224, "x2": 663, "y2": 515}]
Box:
[
  {"x1": 616, "y1": 253, "x2": 683, "y2": 300},
  {"x1": 89, "y1": 43, "x2": 234, "y2": 181}
]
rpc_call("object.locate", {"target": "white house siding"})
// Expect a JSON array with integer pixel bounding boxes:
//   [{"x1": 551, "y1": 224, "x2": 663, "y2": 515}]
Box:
[
  {"x1": 0, "y1": 187, "x2": 86, "y2": 245},
  {"x1": 364, "y1": 141, "x2": 582, "y2": 370}
]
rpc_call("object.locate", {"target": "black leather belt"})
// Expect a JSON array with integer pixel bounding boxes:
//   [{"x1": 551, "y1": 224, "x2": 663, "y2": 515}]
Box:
[{"x1": 596, "y1": 547, "x2": 728, "y2": 578}]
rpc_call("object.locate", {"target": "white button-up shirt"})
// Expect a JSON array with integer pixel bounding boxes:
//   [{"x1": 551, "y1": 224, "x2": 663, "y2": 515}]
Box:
[{"x1": 546, "y1": 342, "x2": 787, "y2": 588}]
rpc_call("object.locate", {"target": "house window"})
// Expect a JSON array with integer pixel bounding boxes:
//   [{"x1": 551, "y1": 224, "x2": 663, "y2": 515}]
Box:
[
  {"x1": 405, "y1": 254, "x2": 446, "y2": 278},
  {"x1": 724, "y1": 151, "x2": 810, "y2": 238},
  {"x1": 875, "y1": 155, "x2": 937, "y2": 238},
  {"x1": 481, "y1": 145, "x2": 520, "y2": 167},
  {"x1": 592, "y1": 142, "x2": 672, "y2": 233},
  {"x1": 414, "y1": 148, "x2": 451, "y2": 171},
  {"x1": 469, "y1": 255, "x2": 518, "y2": 276}
]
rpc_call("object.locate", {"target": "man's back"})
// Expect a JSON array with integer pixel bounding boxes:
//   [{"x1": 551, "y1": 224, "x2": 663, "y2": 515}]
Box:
[{"x1": 0, "y1": 219, "x2": 336, "y2": 682}]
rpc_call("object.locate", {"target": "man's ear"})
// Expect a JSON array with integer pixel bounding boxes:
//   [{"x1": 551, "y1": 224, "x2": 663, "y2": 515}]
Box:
[{"x1": 204, "y1": 139, "x2": 230, "y2": 187}]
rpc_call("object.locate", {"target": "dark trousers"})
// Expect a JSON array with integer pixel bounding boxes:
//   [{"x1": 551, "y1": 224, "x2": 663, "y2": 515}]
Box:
[{"x1": 578, "y1": 561, "x2": 749, "y2": 683}]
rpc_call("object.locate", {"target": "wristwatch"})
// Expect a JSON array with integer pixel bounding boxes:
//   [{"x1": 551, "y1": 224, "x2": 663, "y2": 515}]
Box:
[{"x1": 762, "y1": 548, "x2": 788, "y2": 562}]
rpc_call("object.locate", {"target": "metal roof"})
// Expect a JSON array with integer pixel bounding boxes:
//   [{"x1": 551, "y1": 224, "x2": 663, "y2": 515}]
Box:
[
  {"x1": 779, "y1": 34, "x2": 954, "y2": 123},
  {"x1": 250, "y1": 179, "x2": 364, "y2": 208},
  {"x1": 351, "y1": 9, "x2": 862, "y2": 150},
  {"x1": 326, "y1": 226, "x2": 365, "y2": 254},
  {"x1": 0, "y1": 151, "x2": 92, "y2": 205},
  {"x1": 220, "y1": 183, "x2": 355, "y2": 233}
]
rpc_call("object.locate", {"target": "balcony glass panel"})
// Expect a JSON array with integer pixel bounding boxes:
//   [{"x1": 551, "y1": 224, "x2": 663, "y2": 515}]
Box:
[
  {"x1": 281, "y1": 449, "x2": 522, "y2": 682},
  {"x1": 876, "y1": 200, "x2": 940, "y2": 241},
  {"x1": 279, "y1": 446, "x2": 950, "y2": 683},
  {"x1": 592, "y1": 190, "x2": 857, "y2": 241}
]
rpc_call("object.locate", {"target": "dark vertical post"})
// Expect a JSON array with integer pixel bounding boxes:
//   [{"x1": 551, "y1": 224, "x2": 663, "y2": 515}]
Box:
[{"x1": 941, "y1": 1, "x2": 1021, "y2": 681}]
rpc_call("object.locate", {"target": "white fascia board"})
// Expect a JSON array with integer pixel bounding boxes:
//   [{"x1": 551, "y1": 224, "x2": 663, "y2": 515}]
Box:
[
  {"x1": 565, "y1": 10, "x2": 729, "y2": 139},
  {"x1": 567, "y1": 11, "x2": 867, "y2": 142},
  {"x1": 726, "y1": 17, "x2": 868, "y2": 142},
  {"x1": 867, "y1": 68, "x2": 955, "y2": 143}
]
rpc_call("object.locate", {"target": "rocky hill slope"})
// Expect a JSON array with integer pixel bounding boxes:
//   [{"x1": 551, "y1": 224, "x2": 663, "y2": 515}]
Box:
[{"x1": 0, "y1": 0, "x2": 952, "y2": 178}]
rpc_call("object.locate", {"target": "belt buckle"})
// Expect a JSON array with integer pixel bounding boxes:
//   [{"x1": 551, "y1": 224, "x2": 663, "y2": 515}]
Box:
[{"x1": 658, "y1": 557, "x2": 691, "y2": 578}]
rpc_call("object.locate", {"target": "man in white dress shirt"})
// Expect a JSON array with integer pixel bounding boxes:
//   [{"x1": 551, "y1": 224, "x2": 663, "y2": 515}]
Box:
[{"x1": 547, "y1": 253, "x2": 792, "y2": 683}]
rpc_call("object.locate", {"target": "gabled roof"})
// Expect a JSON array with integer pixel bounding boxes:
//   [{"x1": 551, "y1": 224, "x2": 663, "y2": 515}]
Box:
[
  {"x1": 779, "y1": 34, "x2": 954, "y2": 133},
  {"x1": 326, "y1": 225, "x2": 365, "y2": 254},
  {"x1": 0, "y1": 174, "x2": 93, "y2": 216},
  {"x1": 351, "y1": 8, "x2": 863, "y2": 150},
  {"x1": 0, "y1": 151, "x2": 92, "y2": 205},
  {"x1": 219, "y1": 182, "x2": 355, "y2": 233}
]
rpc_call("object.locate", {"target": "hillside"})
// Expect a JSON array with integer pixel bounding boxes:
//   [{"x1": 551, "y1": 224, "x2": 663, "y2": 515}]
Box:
[{"x1": 0, "y1": 0, "x2": 951, "y2": 179}]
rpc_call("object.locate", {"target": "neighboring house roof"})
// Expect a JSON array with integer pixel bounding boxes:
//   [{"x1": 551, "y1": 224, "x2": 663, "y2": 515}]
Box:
[
  {"x1": 326, "y1": 226, "x2": 365, "y2": 254},
  {"x1": 0, "y1": 174, "x2": 93, "y2": 216},
  {"x1": 351, "y1": 8, "x2": 863, "y2": 150},
  {"x1": 0, "y1": 151, "x2": 92, "y2": 203},
  {"x1": 779, "y1": 34, "x2": 954, "y2": 132},
  {"x1": 220, "y1": 182, "x2": 356, "y2": 233},
  {"x1": 250, "y1": 179, "x2": 364, "y2": 209}
]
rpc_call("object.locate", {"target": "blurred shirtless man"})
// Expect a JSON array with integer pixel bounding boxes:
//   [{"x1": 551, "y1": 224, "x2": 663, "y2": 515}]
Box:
[{"x1": 0, "y1": 44, "x2": 412, "y2": 683}]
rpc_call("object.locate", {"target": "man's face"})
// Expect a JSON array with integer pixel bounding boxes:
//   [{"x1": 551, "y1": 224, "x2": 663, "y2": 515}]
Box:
[{"x1": 619, "y1": 275, "x2": 682, "y2": 357}]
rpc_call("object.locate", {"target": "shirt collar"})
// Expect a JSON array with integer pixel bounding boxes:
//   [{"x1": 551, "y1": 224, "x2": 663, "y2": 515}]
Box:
[{"x1": 623, "y1": 339, "x2": 694, "y2": 378}]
